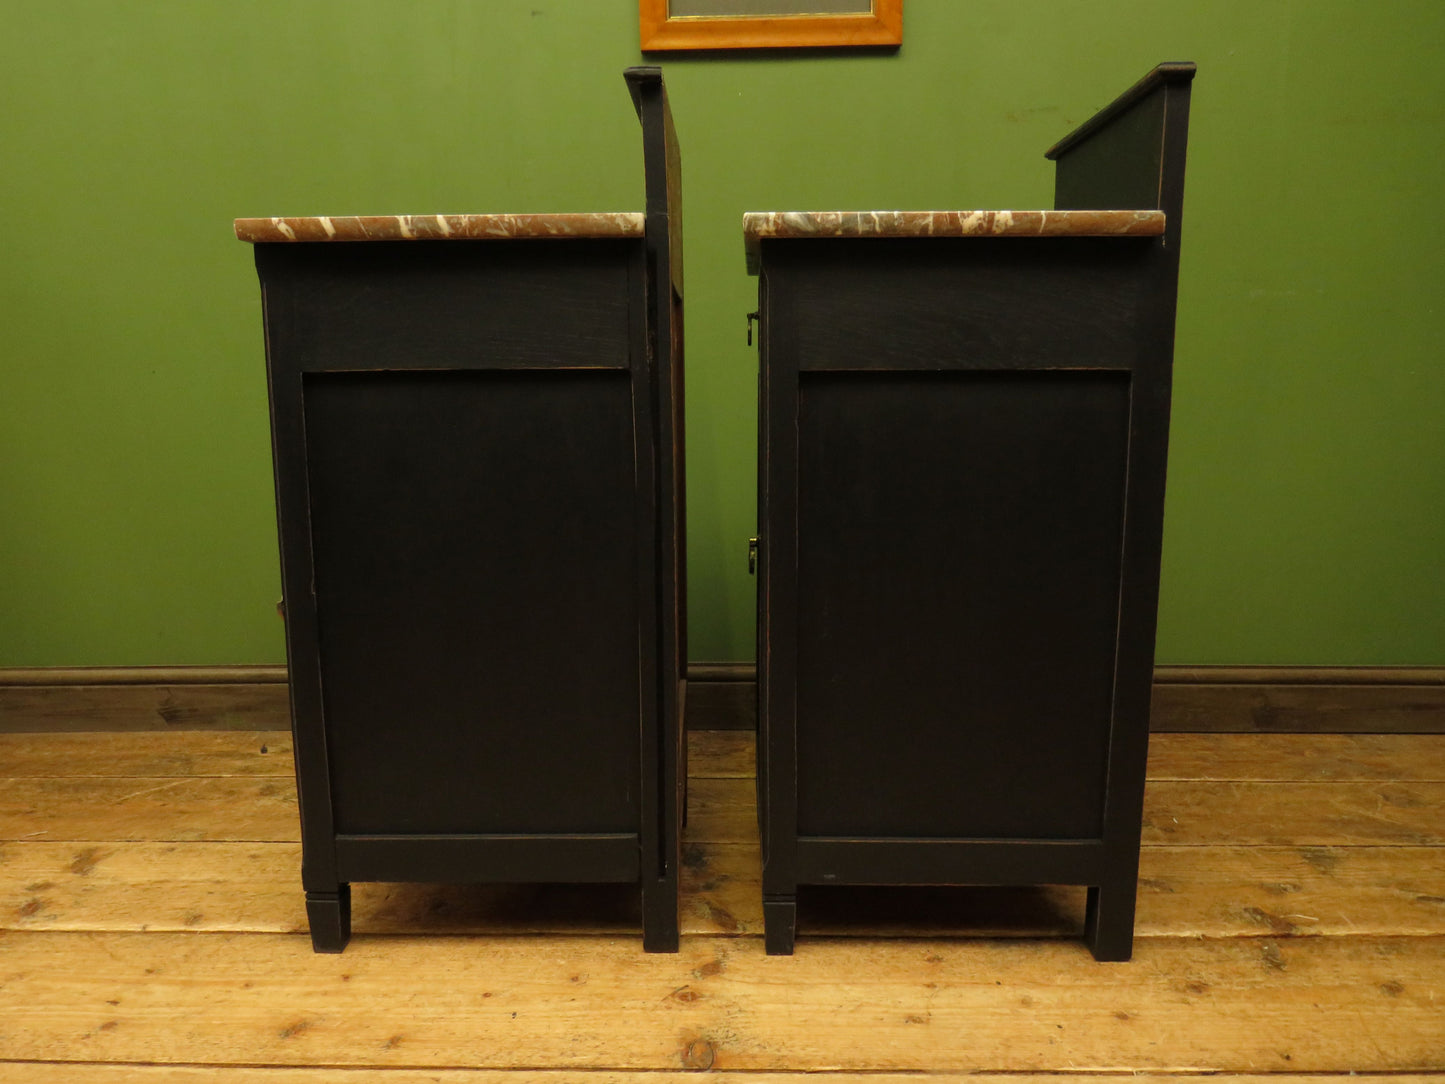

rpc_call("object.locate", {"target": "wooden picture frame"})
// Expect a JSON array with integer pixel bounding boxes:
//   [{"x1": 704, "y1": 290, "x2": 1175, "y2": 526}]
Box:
[{"x1": 640, "y1": 0, "x2": 901, "y2": 51}]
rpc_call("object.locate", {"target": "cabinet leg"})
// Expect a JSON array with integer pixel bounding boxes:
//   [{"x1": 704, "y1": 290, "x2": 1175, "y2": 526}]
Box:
[
  {"x1": 1084, "y1": 881, "x2": 1137, "y2": 962},
  {"x1": 642, "y1": 878, "x2": 680, "y2": 953},
  {"x1": 763, "y1": 895, "x2": 797, "y2": 955},
  {"x1": 305, "y1": 884, "x2": 351, "y2": 953}
]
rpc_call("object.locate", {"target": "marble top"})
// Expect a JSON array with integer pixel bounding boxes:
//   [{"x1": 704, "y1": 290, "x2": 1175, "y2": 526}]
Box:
[
  {"x1": 235, "y1": 212, "x2": 645, "y2": 244},
  {"x1": 743, "y1": 209, "x2": 1165, "y2": 273}
]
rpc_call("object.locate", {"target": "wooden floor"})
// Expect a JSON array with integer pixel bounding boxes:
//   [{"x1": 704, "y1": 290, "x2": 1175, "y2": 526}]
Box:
[{"x1": 1, "y1": 729, "x2": 1442, "y2": 1081}]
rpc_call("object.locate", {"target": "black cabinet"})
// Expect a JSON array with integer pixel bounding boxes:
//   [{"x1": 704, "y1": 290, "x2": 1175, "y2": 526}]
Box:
[
  {"x1": 749, "y1": 64, "x2": 1195, "y2": 960},
  {"x1": 237, "y1": 68, "x2": 685, "y2": 953}
]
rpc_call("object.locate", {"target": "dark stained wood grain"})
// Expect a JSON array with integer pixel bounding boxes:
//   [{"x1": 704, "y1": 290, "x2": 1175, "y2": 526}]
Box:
[
  {"x1": 0, "y1": 681, "x2": 290, "y2": 733},
  {"x1": 1152, "y1": 680, "x2": 1445, "y2": 733}
]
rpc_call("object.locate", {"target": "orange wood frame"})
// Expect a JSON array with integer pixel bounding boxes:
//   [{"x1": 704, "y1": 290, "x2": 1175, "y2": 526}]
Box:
[{"x1": 639, "y1": 0, "x2": 901, "y2": 51}]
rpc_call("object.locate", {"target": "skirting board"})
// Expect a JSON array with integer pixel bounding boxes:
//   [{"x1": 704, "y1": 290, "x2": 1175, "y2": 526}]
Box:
[{"x1": 0, "y1": 663, "x2": 1441, "y2": 734}]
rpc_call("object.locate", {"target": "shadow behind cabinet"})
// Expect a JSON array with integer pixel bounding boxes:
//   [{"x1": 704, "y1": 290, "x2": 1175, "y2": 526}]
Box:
[
  {"x1": 752, "y1": 64, "x2": 1195, "y2": 960},
  {"x1": 238, "y1": 68, "x2": 685, "y2": 953}
]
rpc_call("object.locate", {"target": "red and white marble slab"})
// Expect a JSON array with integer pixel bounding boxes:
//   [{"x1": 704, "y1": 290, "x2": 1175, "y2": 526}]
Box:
[{"x1": 235, "y1": 212, "x2": 645, "y2": 244}]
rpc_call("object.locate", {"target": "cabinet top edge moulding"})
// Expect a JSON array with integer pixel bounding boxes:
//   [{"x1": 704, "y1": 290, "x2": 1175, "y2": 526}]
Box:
[{"x1": 640, "y1": 0, "x2": 901, "y2": 51}]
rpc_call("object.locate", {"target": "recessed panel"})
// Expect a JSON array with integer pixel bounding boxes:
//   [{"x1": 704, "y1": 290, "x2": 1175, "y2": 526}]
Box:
[
  {"x1": 795, "y1": 370, "x2": 1129, "y2": 839},
  {"x1": 304, "y1": 369, "x2": 639, "y2": 835}
]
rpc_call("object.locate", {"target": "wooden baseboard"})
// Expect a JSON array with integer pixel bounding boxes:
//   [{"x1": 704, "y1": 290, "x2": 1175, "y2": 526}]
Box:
[
  {"x1": 1, "y1": 663, "x2": 1441, "y2": 734},
  {"x1": 1150, "y1": 665, "x2": 1445, "y2": 733},
  {"x1": 0, "y1": 666, "x2": 291, "y2": 734},
  {"x1": 685, "y1": 662, "x2": 759, "y2": 731}
]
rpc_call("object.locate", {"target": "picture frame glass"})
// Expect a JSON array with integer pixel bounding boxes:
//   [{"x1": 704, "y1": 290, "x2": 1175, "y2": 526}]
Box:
[{"x1": 668, "y1": 1, "x2": 872, "y2": 15}]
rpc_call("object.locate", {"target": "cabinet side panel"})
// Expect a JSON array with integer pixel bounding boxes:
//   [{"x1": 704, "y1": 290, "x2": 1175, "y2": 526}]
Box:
[
  {"x1": 795, "y1": 370, "x2": 1129, "y2": 839},
  {"x1": 303, "y1": 369, "x2": 640, "y2": 836}
]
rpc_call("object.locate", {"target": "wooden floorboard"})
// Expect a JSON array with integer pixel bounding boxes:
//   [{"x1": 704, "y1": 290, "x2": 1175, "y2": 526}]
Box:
[
  {"x1": 1145, "y1": 732, "x2": 1445, "y2": 781},
  {"x1": 5, "y1": 1074, "x2": 1442, "y2": 1084},
  {"x1": 0, "y1": 729, "x2": 741, "y2": 780},
  {"x1": 1, "y1": 930, "x2": 1441, "y2": 1071},
  {"x1": 0, "y1": 776, "x2": 300, "y2": 842},
  {"x1": 686, "y1": 729, "x2": 755, "y2": 777},
  {"x1": 683, "y1": 777, "x2": 1445, "y2": 847},
  {"x1": 0, "y1": 730, "x2": 295, "y2": 778},
  {"x1": 4, "y1": 840, "x2": 1443, "y2": 939},
  {"x1": 1, "y1": 729, "x2": 1442, "y2": 1076},
  {"x1": 1140, "y1": 780, "x2": 1445, "y2": 847},
  {"x1": 7, "y1": 774, "x2": 1444, "y2": 847}
]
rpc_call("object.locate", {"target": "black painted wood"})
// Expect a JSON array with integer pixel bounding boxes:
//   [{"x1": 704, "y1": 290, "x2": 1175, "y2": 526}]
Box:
[
  {"x1": 303, "y1": 368, "x2": 640, "y2": 838},
  {"x1": 256, "y1": 241, "x2": 635, "y2": 373},
  {"x1": 250, "y1": 68, "x2": 684, "y2": 953},
  {"x1": 795, "y1": 370, "x2": 1129, "y2": 841},
  {"x1": 775, "y1": 236, "x2": 1156, "y2": 371},
  {"x1": 304, "y1": 886, "x2": 349, "y2": 953},
  {"x1": 626, "y1": 65, "x2": 686, "y2": 952},
  {"x1": 794, "y1": 839, "x2": 1108, "y2": 886},
  {"x1": 753, "y1": 63, "x2": 1195, "y2": 961},
  {"x1": 333, "y1": 834, "x2": 641, "y2": 884}
]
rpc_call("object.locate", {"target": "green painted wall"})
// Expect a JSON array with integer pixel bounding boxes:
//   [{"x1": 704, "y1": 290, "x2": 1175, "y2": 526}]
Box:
[{"x1": 1, "y1": 0, "x2": 1441, "y2": 666}]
